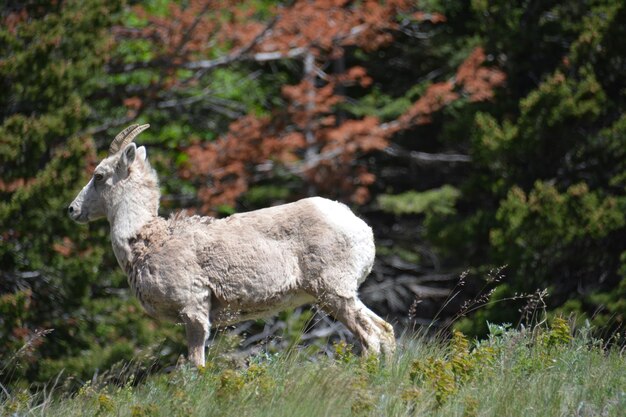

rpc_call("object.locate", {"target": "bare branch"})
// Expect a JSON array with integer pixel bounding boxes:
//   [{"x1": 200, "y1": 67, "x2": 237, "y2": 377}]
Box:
[
  {"x1": 383, "y1": 144, "x2": 471, "y2": 163},
  {"x1": 157, "y1": 88, "x2": 215, "y2": 109},
  {"x1": 302, "y1": 50, "x2": 318, "y2": 196},
  {"x1": 183, "y1": 46, "x2": 307, "y2": 71},
  {"x1": 288, "y1": 148, "x2": 344, "y2": 174},
  {"x1": 257, "y1": 142, "x2": 469, "y2": 181},
  {"x1": 84, "y1": 115, "x2": 136, "y2": 137},
  {"x1": 108, "y1": 16, "x2": 281, "y2": 75}
]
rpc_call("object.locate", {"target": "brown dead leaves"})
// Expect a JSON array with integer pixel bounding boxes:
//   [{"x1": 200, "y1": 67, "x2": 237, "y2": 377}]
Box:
[
  {"x1": 120, "y1": 2, "x2": 506, "y2": 211},
  {"x1": 456, "y1": 47, "x2": 506, "y2": 102},
  {"x1": 394, "y1": 47, "x2": 506, "y2": 131},
  {"x1": 240, "y1": 0, "x2": 414, "y2": 57}
]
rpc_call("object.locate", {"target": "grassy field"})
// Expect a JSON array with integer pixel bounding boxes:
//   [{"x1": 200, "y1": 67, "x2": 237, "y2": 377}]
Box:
[{"x1": 2, "y1": 319, "x2": 625, "y2": 417}]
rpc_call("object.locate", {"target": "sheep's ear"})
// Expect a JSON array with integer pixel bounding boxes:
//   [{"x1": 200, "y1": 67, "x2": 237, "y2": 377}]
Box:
[
  {"x1": 137, "y1": 146, "x2": 147, "y2": 161},
  {"x1": 117, "y1": 143, "x2": 137, "y2": 177}
]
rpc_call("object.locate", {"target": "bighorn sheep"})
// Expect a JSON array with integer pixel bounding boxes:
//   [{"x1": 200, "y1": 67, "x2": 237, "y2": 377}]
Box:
[{"x1": 69, "y1": 124, "x2": 396, "y2": 366}]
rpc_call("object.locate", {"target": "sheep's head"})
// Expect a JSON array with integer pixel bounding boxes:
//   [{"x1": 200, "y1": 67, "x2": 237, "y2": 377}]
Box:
[{"x1": 68, "y1": 124, "x2": 150, "y2": 223}]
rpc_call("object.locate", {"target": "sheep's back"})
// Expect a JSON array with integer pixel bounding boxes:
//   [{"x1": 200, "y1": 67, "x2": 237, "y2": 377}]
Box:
[{"x1": 191, "y1": 197, "x2": 374, "y2": 305}]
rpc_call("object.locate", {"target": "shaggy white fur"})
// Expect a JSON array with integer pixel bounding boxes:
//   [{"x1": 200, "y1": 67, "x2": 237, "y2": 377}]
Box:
[{"x1": 69, "y1": 125, "x2": 396, "y2": 366}]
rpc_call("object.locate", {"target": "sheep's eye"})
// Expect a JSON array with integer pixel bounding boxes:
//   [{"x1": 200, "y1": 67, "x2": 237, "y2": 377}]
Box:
[{"x1": 94, "y1": 173, "x2": 104, "y2": 182}]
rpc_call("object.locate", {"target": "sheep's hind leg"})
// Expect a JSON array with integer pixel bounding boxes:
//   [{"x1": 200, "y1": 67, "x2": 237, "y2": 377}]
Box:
[
  {"x1": 319, "y1": 293, "x2": 395, "y2": 357},
  {"x1": 361, "y1": 303, "x2": 396, "y2": 356},
  {"x1": 182, "y1": 308, "x2": 210, "y2": 367}
]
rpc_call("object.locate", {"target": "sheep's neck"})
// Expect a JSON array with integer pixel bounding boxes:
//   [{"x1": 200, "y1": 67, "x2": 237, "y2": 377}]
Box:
[{"x1": 109, "y1": 189, "x2": 159, "y2": 271}]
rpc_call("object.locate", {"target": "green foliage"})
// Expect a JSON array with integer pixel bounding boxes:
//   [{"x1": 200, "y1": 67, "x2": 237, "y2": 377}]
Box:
[
  {"x1": 378, "y1": 186, "x2": 460, "y2": 217},
  {"x1": 333, "y1": 340, "x2": 356, "y2": 364},
  {"x1": 3, "y1": 326, "x2": 624, "y2": 417},
  {"x1": 428, "y1": 0, "x2": 626, "y2": 334},
  {"x1": 342, "y1": 87, "x2": 412, "y2": 121},
  {"x1": 1, "y1": 0, "x2": 117, "y2": 384},
  {"x1": 408, "y1": 318, "x2": 575, "y2": 409},
  {"x1": 586, "y1": 272, "x2": 626, "y2": 330},
  {"x1": 409, "y1": 329, "x2": 496, "y2": 405},
  {"x1": 410, "y1": 357, "x2": 456, "y2": 405},
  {"x1": 0, "y1": 0, "x2": 184, "y2": 388},
  {"x1": 243, "y1": 184, "x2": 291, "y2": 207},
  {"x1": 491, "y1": 182, "x2": 624, "y2": 271},
  {"x1": 216, "y1": 363, "x2": 274, "y2": 399},
  {"x1": 543, "y1": 317, "x2": 573, "y2": 349}
]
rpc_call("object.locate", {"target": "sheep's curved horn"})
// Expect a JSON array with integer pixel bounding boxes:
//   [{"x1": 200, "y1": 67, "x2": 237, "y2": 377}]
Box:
[
  {"x1": 109, "y1": 124, "x2": 138, "y2": 155},
  {"x1": 121, "y1": 124, "x2": 150, "y2": 148},
  {"x1": 108, "y1": 124, "x2": 150, "y2": 155}
]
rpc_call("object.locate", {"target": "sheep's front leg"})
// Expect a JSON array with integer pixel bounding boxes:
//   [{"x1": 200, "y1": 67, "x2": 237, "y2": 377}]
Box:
[{"x1": 182, "y1": 308, "x2": 210, "y2": 367}]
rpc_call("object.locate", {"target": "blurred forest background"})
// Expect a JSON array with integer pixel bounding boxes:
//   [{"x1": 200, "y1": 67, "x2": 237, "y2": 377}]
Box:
[{"x1": 1, "y1": 0, "x2": 625, "y2": 388}]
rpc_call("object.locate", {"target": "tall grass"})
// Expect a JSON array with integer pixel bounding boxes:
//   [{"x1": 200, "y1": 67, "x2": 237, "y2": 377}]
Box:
[{"x1": 2, "y1": 319, "x2": 624, "y2": 416}]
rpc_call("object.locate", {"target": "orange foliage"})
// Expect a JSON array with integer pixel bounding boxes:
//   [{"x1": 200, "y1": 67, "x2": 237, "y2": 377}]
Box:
[
  {"x1": 394, "y1": 47, "x2": 505, "y2": 130},
  {"x1": 412, "y1": 11, "x2": 447, "y2": 24},
  {"x1": 2, "y1": 8, "x2": 28, "y2": 35},
  {"x1": 52, "y1": 237, "x2": 75, "y2": 257},
  {"x1": 396, "y1": 81, "x2": 459, "y2": 129},
  {"x1": 0, "y1": 177, "x2": 35, "y2": 192},
  {"x1": 456, "y1": 47, "x2": 506, "y2": 102},
  {"x1": 119, "y1": 2, "x2": 506, "y2": 211},
  {"x1": 180, "y1": 115, "x2": 305, "y2": 212},
  {"x1": 228, "y1": 0, "x2": 414, "y2": 56}
]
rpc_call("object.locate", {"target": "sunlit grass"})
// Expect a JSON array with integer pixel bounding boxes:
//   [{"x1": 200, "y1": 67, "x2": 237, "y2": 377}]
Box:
[{"x1": 2, "y1": 321, "x2": 625, "y2": 417}]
